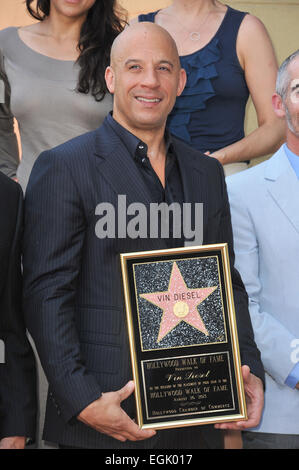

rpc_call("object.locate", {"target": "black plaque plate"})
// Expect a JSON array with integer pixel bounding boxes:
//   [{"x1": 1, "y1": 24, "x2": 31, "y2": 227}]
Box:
[{"x1": 120, "y1": 244, "x2": 247, "y2": 429}]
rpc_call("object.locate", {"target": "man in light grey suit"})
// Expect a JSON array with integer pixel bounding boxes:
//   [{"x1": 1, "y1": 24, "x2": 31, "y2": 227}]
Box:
[{"x1": 227, "y1": 50, "x2": 299, "y2": 449}]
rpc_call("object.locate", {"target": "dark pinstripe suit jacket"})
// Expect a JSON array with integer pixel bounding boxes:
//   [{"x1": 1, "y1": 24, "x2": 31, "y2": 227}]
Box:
[
  {"x1": 0, "y1": 172, "x2": 36, "y2": 440},
  {"x1": 23, "y1": 118, "x2": 264, "y2": 449}
]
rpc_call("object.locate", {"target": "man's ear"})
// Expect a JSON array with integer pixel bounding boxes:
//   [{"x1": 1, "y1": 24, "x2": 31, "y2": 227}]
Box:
[
  {"x1": 176, "y1": 68, "x2": 187, "y2": 97},
  {"x1": 272, "y1": 93, "x2": 286, "y2": 119},
  {"x1": 105, "y1": 66, "x2": 115, "y2": 94}
]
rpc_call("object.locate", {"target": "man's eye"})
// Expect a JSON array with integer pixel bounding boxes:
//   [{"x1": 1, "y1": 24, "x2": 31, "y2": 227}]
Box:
[{"x1": 129, "y1": 65, "x2": 141, "y2": 70}]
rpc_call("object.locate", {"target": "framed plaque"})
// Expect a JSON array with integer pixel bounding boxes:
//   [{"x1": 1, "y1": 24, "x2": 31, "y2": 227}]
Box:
[{"x1": 120, "y1": 244, "x2": 247, "y2": 430}]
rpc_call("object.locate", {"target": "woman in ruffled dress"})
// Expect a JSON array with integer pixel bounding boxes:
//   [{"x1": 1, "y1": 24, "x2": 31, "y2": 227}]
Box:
[{"x1": 135, "y1": 0, "x2": 285, "y2": 175}]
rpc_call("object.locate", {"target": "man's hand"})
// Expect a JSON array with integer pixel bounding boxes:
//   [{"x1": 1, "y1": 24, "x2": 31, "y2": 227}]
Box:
[
  {"x1": 214, "y1": 365, "x2": 264, "y2": 430},
  {"x1": 0, "y1": 437, "x2": 26, "y2": 449},
  {"x1": 204, "y1": 150, "x2": 227, "y2": 165},
  {"x1": 78, "y1": 380, "x2": 156, "y2": 442}
]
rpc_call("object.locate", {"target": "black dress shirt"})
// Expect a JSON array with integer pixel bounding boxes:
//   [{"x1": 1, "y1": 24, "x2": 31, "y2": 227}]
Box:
[{"x1": 106, "y1": 113, "x2": 185, "y2": 248}]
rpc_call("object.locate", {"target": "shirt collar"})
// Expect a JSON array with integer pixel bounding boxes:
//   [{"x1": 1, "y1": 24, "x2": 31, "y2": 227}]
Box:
[
  {"x1": 106, "y1": 112, "x2": 175, "y2": 162},
  {"x1": 284, "y1": 143, "x2": 299, "y2": 180}
]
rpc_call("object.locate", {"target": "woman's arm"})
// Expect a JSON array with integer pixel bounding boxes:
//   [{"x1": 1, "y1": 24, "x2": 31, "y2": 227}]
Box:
[
  {"x1": 0, "y1": 50, "x2": 20, "y2": 178},
  {"x1": 209, "y1": 14, "x2": 285, "y2": 165}
]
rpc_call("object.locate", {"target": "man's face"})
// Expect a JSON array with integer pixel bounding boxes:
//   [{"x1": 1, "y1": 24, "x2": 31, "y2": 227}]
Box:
[
  {"x1": 105, "y1": 27, "x2": 186, "y2": 134},
  {"x1": 284, "y1": 59, "x2": 299, "y2": 137}
]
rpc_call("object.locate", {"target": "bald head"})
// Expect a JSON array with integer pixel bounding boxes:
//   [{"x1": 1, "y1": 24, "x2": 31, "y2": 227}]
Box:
[
  {"x1": 110, "y1": 22, "x2": 181, "y2": 69},
  {"x1": 105, "y1": 21, "x2": 186, "y2": 135}
]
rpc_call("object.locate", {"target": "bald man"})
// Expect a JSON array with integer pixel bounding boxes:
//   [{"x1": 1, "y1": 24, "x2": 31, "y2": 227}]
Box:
[{"x1": 23, "y1": 23, "x2": 264, "y2": 450}]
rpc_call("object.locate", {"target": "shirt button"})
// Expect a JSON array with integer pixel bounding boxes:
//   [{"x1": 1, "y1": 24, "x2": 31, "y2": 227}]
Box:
[
  {"x1": 138, "y1": 144, "x2": 145, "y2": 150},
  {"x1": 142, "y1": 158, "x2": 146, "y2": 163}
]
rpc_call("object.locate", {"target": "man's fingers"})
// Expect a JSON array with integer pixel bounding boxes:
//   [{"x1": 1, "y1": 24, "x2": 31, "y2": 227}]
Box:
[
  {"x1": 215, "y1": 414, "x2": 259, "y2": 430},
  {"x1": 214, "y1": 421, "x2": 245, "y2": 430},
  {"x1": 95, "y1": 416, "x2": 156, "y2": 442},
  {"x1": 117, "y1": 380, "x2": 135, "y2": 403},
  {"x1": 128, "y1": 425, "x2": 156, "y2": 441},
  {"x1": 215, "y1": 367, "x2": 264, "y2": 431},
  {"x1": 241, "y1": 365, "x2": 251, "y2": 383},
  {"x1": 118, "y1": 411, "x2": 156, "y2": 441},
  {"x1": 81, "y1": 381, "x2": 156, "y2": 442}
]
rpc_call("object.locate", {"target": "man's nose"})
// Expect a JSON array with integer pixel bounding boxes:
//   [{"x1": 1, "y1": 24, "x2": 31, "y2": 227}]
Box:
[{"x1": 140, "y1": 67, "x2": 160, "y2": 88}]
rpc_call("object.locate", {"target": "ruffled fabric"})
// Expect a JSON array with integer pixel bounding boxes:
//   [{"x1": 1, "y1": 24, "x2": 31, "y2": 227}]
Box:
[{"x1": 168, "y1": 38, "x2": 221, "y2": 143}]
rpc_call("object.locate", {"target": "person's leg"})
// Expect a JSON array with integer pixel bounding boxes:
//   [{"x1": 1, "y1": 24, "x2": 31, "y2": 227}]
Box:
[
  {"x1": 155, "y1": 426, "x2": 224, "y2": 449},
  {"x1": 243, "y1": 431, "x2": 299, "y2": 449}
]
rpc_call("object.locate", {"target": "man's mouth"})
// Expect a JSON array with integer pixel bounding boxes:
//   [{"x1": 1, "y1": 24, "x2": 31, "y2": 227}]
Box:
[{"x1": 136, "y1": 97, "x2": 162, "y2": 103}]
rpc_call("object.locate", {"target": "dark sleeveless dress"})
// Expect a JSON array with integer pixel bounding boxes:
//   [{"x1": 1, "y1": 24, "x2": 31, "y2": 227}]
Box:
[{"x1": 138, "y1": 6, "x2": 249, "y2": 153}]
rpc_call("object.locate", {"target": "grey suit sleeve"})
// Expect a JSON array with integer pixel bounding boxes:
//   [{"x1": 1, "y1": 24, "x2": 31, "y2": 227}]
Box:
[
  {"x1": 0, "y1": 49, "x2": 20, "y2": 178},
  {"x1": 23, "y1": 151, "x2": 102, "y2": 424}
]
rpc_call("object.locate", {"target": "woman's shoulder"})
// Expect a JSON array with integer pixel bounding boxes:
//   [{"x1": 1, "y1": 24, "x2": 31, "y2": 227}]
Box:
[
  {"x1": 237, "y1": 11, "x2": 270, "y2": 38},
  {"x1": 0, "y1": 27, "x2": 18, "y2": 40},
  {"x1": 223, "y1": 6, "x2": 269, "y2": 39},
  {"x1": 0, "y1": 27, "x2": 18, "y2": 49},
  {"x1": 0, "y1": 27, "x2": 23, "y2": 65},
  {"x1": 237, "y1": 12, "x2": 274, "y2": 62}
]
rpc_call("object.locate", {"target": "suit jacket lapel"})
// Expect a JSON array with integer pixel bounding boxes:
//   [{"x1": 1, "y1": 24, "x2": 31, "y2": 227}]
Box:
[
  {"x1": 174, "y1": 140, "x2": 205, "y2": 204},
  {"x1": 93, "y1": 120, "x2": 153, "y2": 207},
  {"x1": 93, "y1": 120, "x2": 168, "y2": 251},
  {"x1": 174, "y1": 139, "x2": 207, "y2": 245},
  {"x1": 93, "y1": 123, "x2": 209, "y2": 248},
  {"x1": 94, "y1": 122, "x2": 207, "y2": 208},
  {"x1": 265, "y1": 146, "x2": 299, "y2": 236}
]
